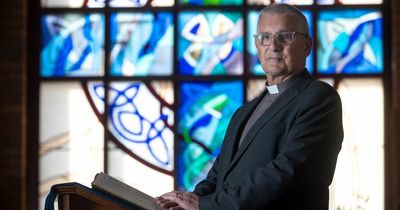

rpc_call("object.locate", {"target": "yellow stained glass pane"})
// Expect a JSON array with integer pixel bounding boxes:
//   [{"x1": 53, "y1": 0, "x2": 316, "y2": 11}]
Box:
[{"x1": 247, "y1": 80, "x2": 265, "y2": 101}]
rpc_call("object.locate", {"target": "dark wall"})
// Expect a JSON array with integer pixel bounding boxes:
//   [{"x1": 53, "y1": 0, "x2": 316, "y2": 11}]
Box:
[
  {"x1": 0, "y1": 0, "x2": 27, "y2": 210},
  {"x1": 387, "y1": 0, "x2": 400, "y2": 209}
]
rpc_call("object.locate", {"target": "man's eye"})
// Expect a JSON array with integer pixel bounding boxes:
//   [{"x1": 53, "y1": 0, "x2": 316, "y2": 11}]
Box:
[
  {"x1": 279, "y1": 34, "x2": 289, "y2": 39},
  {"x1": 262, "y1": 35, "x2": 271, "y2": 40}
]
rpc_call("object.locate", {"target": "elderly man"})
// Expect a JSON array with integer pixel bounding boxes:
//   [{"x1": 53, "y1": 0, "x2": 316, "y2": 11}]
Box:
[{"x1": 156, "y1": 3, "x2": 343, "y2": 210}]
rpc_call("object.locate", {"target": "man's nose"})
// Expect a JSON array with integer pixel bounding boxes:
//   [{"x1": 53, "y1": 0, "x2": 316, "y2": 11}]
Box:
[{"x1": 269, "y1": 37, "x2": 282, "y2": 51}]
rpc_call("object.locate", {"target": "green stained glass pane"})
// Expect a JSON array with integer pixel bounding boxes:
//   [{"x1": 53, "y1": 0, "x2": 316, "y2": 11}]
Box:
[{"x1": 177, "y1": 81, "x2": 243, "y2": 191}]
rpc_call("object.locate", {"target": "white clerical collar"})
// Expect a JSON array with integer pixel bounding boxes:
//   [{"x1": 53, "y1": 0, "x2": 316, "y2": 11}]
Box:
[{"x1": 266, "y1": 85, "x2": 279, "y2": 94}]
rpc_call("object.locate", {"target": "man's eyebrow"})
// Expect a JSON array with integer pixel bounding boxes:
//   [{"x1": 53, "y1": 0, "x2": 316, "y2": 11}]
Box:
[{"x1": 258, "y1": 30, "x2": 293, "y2": 34}]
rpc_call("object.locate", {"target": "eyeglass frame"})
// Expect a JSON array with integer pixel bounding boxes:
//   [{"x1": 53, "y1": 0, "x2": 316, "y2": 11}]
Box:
[{"x1": 253, "y1": 31, "x2": 309, "y2": 46}]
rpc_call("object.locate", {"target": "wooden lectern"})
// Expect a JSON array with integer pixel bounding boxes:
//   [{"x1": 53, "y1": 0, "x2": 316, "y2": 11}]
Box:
[{"x1": 46, "y1": 182, "x2": 142, "y2": 210}]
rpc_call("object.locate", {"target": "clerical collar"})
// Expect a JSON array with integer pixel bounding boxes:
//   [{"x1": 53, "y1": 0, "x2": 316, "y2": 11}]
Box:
[
  {"x1": 266, "y1": 85, "x2": 279, "y2": 94},
  {"x1": 265, "y1": 77, "x2": 294, "y2": 95}
]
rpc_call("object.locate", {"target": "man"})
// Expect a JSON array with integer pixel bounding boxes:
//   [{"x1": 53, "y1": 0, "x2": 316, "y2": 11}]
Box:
[{"x1": 156, "y1": 3, "x2": 343, "y2": 210}]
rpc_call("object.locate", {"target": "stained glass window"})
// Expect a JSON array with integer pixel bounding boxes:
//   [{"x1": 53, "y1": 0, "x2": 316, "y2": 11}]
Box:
[
  {"x1": 109, "y1": 0, "x2": 175, "y2": 8},
  {"x1": 178, "y1": 81, "x2": 243, "y2": 190},
  {"x1": 247, "y1": 0, "x2": 312, "y2": 5},
  {"x1": 179, "y1": 0, "x2": 243, "y2": 5},
  {"x1": 332, "y1": 78, "x2": 384, "y2": 209},
  {"x1": 178, "y1": 11, "x2": 244, "y2": 75},
  {"x1": 39, "y1": 82, "x2": 104, "y2": 209},
  {"x1": 107, "y1": 141, "x2": 174, "y2": 197},
  {"x1": 317, "y1": 10, "x2": 383, "y2": 74},
  {"x1": 247, "y1": 80, "x2": 266, "y2": 101},
  {"x1": 274, "y1": 0, "x2": 313, "y2": 5},
  {"x1": 36, "y1": 1, "x2": 388, "y2": 210},
  {"x1": 41, "y1": 0, "x2": 105, "y2": 8},
  {"x1": 41, "y1": 14, "x2": 105, "y2": 77},
  {"x1": 317, "y1": 0, "x2": 382, "y2": 4},
  {"x1": 110, "y1": 13, "x2": 174, "y2": 76}
]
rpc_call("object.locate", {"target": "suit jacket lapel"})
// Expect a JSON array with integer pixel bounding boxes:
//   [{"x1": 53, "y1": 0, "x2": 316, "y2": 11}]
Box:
[
  {"x1": 224, "y1": 89, "x2": 268, "y2": 162},
  {"x1": 226, "y1": 70, "x2": 314, "y2": 173}
]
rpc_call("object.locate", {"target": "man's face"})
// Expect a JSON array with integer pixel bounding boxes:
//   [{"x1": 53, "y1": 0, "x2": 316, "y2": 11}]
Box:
[{"x1": 256, "y1": 13, "x2": 312, "y2": 80}]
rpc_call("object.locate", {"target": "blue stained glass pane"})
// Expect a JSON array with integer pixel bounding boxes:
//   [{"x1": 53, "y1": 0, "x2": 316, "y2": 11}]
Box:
[
  {"x1": 317, "y1": 0, "x2": 334, "y2": 4},
  {"x1": 109, "y1": 0, "x2": 174, "y2": 7},
  {"x1": 110, "y1": 13, "x2": 174, "y2": 76},
  {"x1": 247, "y1": 10, "x2": 313, "y2": 75},
  {"x1": 317, "y1": 10, "x2": 383, "y2": 74},
  {"x1": 41, "y1": 14, "x2": 105, "y2": 77},
  {"x1": 87, "y1": 81, "x2": 175, "y2": 171},
  {"x1": 303, "y1": 10, "x2": 314, "y2": 73},
  {"x1": 247, "y1": 11, "x2": 262, "y2": 75},
  {"x1": 179, "y1": 0, "x2": 243, "y2": 5},
  {"x1": 178, "y1": 11, "x2": 244, "y2": 76},
  {"x1": 178, "y1": 81, "x2": 243, "y2": 191}
]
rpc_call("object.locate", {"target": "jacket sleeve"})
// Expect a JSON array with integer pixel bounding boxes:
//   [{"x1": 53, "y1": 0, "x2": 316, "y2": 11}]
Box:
[
  {"x1": 197, "y1": 83, "x2": 344, "y2": 210},
  {"x1": 192, "y1": 155, "x2": 219, "y2": 196}
]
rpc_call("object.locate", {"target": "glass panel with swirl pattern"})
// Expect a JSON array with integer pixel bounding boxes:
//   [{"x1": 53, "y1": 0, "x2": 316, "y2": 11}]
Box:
[{"x1": 177, "y1": 81, "x2": 243, "y2": 191}]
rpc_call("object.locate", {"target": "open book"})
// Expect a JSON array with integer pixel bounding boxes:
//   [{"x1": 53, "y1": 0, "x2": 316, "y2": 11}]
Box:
[{"x1": 91, "y1": 172, "x2": 166, "y2": 210}]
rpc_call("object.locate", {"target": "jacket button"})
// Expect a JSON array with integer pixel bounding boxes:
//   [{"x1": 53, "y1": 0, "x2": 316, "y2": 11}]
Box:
[{"x1": 223, "y1": 181, "x2": 229, "y2": 189}]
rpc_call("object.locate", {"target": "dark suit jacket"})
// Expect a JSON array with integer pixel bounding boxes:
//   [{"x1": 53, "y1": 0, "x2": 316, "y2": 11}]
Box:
[{"x1": 193, "y1": 70, "x2": 343, "y2": 210}]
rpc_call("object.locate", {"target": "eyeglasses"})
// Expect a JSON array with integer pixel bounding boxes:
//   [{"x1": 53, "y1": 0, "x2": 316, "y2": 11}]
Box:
[{"x1": 253, "y1": 31, "x2": 308, "y2": 46}]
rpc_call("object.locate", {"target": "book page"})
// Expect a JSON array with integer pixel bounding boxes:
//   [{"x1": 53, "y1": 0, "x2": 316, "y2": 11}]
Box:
[{"x1": 92, "y1": 172, "x2": 165, "y2": 210}]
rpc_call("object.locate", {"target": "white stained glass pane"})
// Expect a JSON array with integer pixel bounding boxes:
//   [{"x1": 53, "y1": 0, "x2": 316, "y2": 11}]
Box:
[
  {"x1": 339, "y1": 0, "x2": 382, "y2": 4},
  {"x1": 329, "y1": 78, "x2": 384, "y2": 210},
  {"x1": 108, "y1": 82, "x2": 175, "y2": 171},
  {"x1": 39, "y1": 82, "x2": 104, "y2": 210},
  {"x1": 319, "y1": 78, "x2": 335, "y2": 86},
  {"x1": 108, "y1": 141, "x2": 174, "y2": 197},
  {"x1": 87, "y1": 81, "x2": 105, "y2": 114},
  {"x1": 151, "y1": 0, "x2": 174, "y2": 6},
  {"x1": 41, "y1": 0, "x2": 105, "y2": 8}
]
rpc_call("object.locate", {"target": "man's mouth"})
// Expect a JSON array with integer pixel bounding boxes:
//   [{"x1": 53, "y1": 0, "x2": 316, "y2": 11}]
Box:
[
  {"x1": 267, "y1": 57, "x2": 282, "y2": 60},
  {"x1": 266, "y1": 57, "x2": 282, "y2": 63}
]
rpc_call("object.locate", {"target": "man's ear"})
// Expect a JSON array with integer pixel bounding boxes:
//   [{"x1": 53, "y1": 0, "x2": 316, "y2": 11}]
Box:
[{"x1": 305, "y1": 36, "x2": 312, "y2": 56}]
